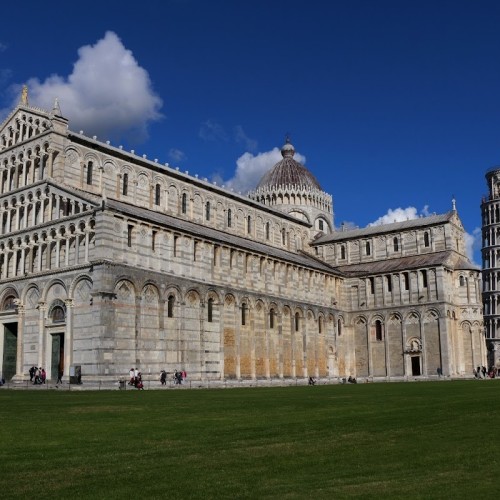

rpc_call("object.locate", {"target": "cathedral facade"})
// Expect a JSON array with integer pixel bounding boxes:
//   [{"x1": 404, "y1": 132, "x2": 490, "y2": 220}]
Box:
[{"x1": 0, "y1": 92, "x2": 485, "y2": 383}]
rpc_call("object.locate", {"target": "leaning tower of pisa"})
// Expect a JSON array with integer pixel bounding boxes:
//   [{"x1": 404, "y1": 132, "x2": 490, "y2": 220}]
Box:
[{"x1": 481, "y1": 167, "x2": 500, "y2": 366}]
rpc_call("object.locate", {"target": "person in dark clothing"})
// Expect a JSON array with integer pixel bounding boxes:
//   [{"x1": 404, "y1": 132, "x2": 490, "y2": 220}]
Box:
[{"x1": 57, "y1": 369, "x2": 63, "y2": 384}]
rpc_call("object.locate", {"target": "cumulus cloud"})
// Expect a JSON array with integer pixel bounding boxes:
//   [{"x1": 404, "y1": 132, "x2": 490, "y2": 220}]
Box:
[
  {"x1": 367, "y1": 206, "x2": 431, "y2": 226},
  {"x1": 12, "y1": 31, "x2": 163, "y2": 143},
  {"x1": 220, "y1": 147, "x2": 306, "y2": 194}
]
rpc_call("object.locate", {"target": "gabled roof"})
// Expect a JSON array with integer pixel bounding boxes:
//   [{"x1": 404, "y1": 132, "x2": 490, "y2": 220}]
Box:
[
  {"x1": 313, "y1": 212, "x2": 458, "y2": 244},
  {"x1": 335, "y1": 250, "x2": 478, "y2": 277}
]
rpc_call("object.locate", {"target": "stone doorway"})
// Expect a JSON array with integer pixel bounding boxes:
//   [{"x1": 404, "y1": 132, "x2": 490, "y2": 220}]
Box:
[
  {"x1": 51, "y1": 333, "x2": 65, "y2": 381},
  {"x1": 2, "y1": 322, "x2": 18, "y2": 381},
  {"x1": 411, "y1": 356, "x2": 421, "y2": 376}
]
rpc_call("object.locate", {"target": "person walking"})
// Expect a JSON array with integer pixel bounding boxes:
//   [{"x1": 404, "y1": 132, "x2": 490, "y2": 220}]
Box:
[{"x1": 57, "y1": 369, "x2": 63, "y2": 384}]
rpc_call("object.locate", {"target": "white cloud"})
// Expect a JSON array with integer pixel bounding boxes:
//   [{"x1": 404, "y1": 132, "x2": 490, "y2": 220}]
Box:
[
  {"x1": 14, "y1": 31, "x2": 163, "y2": 143},
  {"x1": 368, "y1": 207, "x2": 423, "y2": 226},
  {"x1": 234, "y1": 125, "x2": 257, "y2": 151},
  {"x1": 466, "y1": 226, "x2": 482, "y2": 265},
  {"x1": 221, "y1": 147, "x2": 306, "y2": 194}
]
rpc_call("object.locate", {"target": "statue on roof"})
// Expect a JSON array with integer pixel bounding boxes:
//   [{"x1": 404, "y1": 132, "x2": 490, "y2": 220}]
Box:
[{"x1": 20, "y1": 85, "x2": 29, "y2": 106}]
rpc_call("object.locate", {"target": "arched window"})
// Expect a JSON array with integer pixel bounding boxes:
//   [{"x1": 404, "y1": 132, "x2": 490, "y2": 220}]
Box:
[
  {"x1": 86, "y1": 161, "x2": 93, "y2": 185},
  {"x1": 459, "y1": 275, "x2": 465, "y2": 286},
  {"x1": 181, "y1": 193, "x2": 187, "y2": 214},
  {"x1": 205, "y1": 202, "x2": 211, "y2": 221},
  {"x1": 365, "y1": 241, "x2": 371, "y2": 256},
  {"x1": 337, "y1": 318, "x2": 342, "y2": 336},
  {"x1": 227, "y1": 209, "x2": 232, "y2": 228},
  {"x1": 282, "y1": 228, "x2": 286, "y2": 245},
  {"x1": 247, "y1": 215, "x2": 252, "y2": 234},
  {"x1": 319, "y1": 316, "x2": 323, "y2": 334},
  {"x1": 122, "y1": 173, "x2": 128, "y2": 196},
  {"x1": 167, "y1": 295, "x2": 175, "y2": 318},
  {"x1": 155, "y1": 184, "x2": 161, "y2": 206},
  {"x1": 269, "y1": 308, "x2": 275, "y2": 329},
  {"x1": 319, "y1": 219, "x2": 324, "y2": 231},
  {"x1": 266, "y1": 222, "x2": 270, "y2": 240},
  {"x1": 340, "y1": 245, "x2": 346, "y2": 259},
  {"x1": 295, "y1": 312, "x2": 300, "y2": 332},
  {"x1": 424, "y1": 231, "x2": 430, "y2": 247},
  {"x1": 52, "y1": 306, "x2": 66, "y2": 323},
  {"x1": 393, "y1": 237, "x2": 399, "y2": 252},
  {"x1": 2, "y1": 295, "x2": 17, "y2": 311},
  {"x1": 375, "y1": 320, "x2": 383, "y2": 341},
  {"x1": 207, "y1": 298, "x2": 213, "y2": 323},
  {"x1": 241, "y1": 303, "x2": 247, "y2": 326}
]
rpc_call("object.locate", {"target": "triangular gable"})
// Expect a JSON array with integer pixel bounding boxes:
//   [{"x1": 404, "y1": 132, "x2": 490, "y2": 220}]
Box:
[
  {"x1": 0, "y1": 178, "x2": 102, "y2": 211},
  {"x1": 0, "y1": 104, "x2": 53, "y2": 148}
]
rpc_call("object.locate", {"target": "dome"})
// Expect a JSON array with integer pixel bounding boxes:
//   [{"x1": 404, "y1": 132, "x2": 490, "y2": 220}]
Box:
[{"x1": 256, "y1": 139, "x2": 323, "y2": 191}]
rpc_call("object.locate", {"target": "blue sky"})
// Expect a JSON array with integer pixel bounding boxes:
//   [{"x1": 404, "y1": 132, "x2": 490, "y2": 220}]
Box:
[{"x1": 1, "y1": 0, "x2": 499, "y2": 265}]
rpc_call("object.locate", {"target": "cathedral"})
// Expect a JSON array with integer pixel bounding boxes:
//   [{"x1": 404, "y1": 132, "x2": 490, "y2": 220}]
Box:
[{"x1": 0, "y1": 89, "x2": 485, "y2": 383}]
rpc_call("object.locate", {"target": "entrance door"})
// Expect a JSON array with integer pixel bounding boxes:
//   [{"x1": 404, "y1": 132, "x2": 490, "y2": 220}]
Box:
[
  {"x1": 2, "y1": 323, "x2": 18, "y2": 380},
  {"x1": 411, "y1": 356, "x2": 421, "y2": 376},
  {"x1": 51, "y1": 334, "x2": 64, "y2": 380}
]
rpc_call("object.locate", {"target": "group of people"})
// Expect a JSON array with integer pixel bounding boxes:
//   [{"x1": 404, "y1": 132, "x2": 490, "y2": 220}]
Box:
[
  {"x1": 341, "y1": 376, "x2": 357, "y2": 384},
  {"x1": 29, "y1": 366, "x2": 47, "y2": 384},
  {"x1": 129, "y1": 368, "x2": 144, "y2": 389},
  {"x1": 159, "y1": 369, "x2": 187, "y2": 385},
  {"x1": 474, "y1": 365, "x2": 498, "y2": 379}
]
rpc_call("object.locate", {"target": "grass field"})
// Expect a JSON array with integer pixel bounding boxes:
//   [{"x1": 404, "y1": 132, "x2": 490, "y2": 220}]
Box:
[{"x1": 1, "y1": 380, "x2": 499, "y2": 499}]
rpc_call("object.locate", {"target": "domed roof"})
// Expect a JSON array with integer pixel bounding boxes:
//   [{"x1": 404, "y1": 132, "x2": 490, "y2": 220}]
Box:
[{"x1": 256, "y1": 139, "x2": 323, "y2": 191}]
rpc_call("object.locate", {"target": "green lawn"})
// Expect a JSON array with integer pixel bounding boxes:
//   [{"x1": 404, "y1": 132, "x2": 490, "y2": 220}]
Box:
[{"x1": 1, "y1": 380, "x2": 499, "y2": 499}]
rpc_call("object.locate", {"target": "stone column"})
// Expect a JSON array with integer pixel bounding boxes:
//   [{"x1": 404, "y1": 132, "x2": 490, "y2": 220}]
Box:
[
  {"x1": 23, "y1": 203, "x2": 28, "y2": 229},
  {"x1": 37, "y1": 302, "x2": 47, "y2": 368},
  {"x1": 37, "y1": 243, "x2": 42, "y2": 272},
  {"x1": 6, "y1": 208, "x2": 12, "y2": 233},
  {"x1": 20, "y1": 246, "x2": 26, "y2": 275},
  {"x1": 64, "y1": 299, "x2": 74, "y2": 377},
  {"x1": 65, "y1": 238, "x2": 70, "y2": 267},
  {"x1": 235, "y1": 304, "x2": 241, "y2": 380},
  {"x1": 84, "y1": 231, "x2": 90, "y2": 262},
  {"x1": 199, "y1": 301, "x2": 206, "y2": 381},
  {"x1": 47, "y1": 148, "x2": 54, "y2": 178},
  {"x1": 48, "y1": 194, "x2": 54, "y2": 222},
  {"x1": 55, "y1": 238, "x2": 61, "y2": 268},
  {"x1": 14, "y1": 301, "x2": 24, "y2": 380}
]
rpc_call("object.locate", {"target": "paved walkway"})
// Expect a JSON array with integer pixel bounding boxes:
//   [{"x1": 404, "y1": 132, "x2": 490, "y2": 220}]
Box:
[{"x1": 0, "y1": 374, "x2": 472, "y2": 391}]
